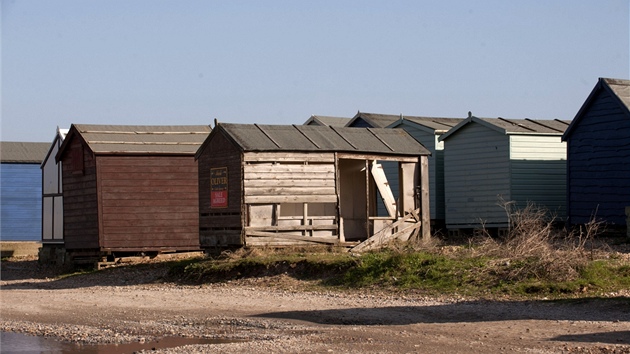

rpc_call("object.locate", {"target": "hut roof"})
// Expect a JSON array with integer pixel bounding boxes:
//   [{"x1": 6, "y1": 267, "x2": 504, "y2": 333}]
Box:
[
  {"x1": 562, "y1": 77, "x2": 630, "y2": 141},
  {"x1": 57, "y1": 124, "x2": 211, "y2": 159},
  {"x1": 439, "y1": 116, "x2": 571, "y2": 141},
  {"x1": 387, "y1": 116, "x2": 464, "y2": 134},
  {"x1": 346, "y1": 112, "x2": 402, "y2": 128},
  {"x1": 199, "y1": 123, "x2": 430, "y2": 157},
  {"x1": 0, "y1": 141, "x2": 50, "y2": 163},
  {"x1": 303, "y1": 115, "x2": 351, "y2": 127}
]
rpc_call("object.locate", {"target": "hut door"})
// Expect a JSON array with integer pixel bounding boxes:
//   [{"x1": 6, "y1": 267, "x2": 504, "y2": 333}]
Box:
[{"x1": 339, "y1": 159, "x2": 368, "y2": 241}]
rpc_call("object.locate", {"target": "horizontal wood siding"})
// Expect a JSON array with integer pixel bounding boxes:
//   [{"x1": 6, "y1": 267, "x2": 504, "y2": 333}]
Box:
[
  {"x1": 509, "y1": 135, "x2": 567, "y2": 218},
  {"x1": 510, "y1": 160, "x2": 567, "y2": 218},
  {"x1": 62, "y1": 139, "x2": 99, "y2": 249},
  {"x1": 198, "y1": 130, "x2": 244, "y2": 247},
  {"x1": 243, "y1": 159, "x2": 337, "y2": 204},
  {"x1": 567, "y1": 90, "x2": 630, "y2": 225},
  {"x1": 98, "y1": 156, "x2": 200, "y2": 250},
  {"x1": 242, "y1": 152, "x2": 338, "y2": 246},
  {"x1": 510, "y1": 135, "x2": 567, "y2": 160},
  {"x1": 443, "y1": 123, "x2": 511, "y2": 228},
  {"x1": 0, "y1": 164, "x2": 42, "y2": 240}
]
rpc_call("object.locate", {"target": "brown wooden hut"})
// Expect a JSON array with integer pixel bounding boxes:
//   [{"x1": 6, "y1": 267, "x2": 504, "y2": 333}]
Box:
[
  {"x1": 196, "y1": 123, "x2": 431, "y2": 251},
  {"x1": 56, "y1": 124, "x2": 211, "y2": 264}
]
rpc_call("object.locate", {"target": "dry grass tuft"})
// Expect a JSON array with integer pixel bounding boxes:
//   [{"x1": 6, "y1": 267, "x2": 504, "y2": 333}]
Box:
[{"x1": 467, "y1": 201, "x2": 606, "y2": 282}]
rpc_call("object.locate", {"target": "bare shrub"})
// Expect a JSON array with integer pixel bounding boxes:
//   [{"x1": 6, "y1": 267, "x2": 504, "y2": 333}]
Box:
[{"x1": 469, "y1": 200, "x2": 605, "y2": 283}]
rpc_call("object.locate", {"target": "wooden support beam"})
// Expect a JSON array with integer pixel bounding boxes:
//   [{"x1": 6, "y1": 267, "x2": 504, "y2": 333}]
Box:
[
  {"x1": 419, "y1": 155, "x2": 430, "y2": 241},
  {"x1": 245, "y1": 224, "x2": 338, "y2": 232},
  {"x1": 245, "y1": 230, "x2": 339, "y2": 244}
]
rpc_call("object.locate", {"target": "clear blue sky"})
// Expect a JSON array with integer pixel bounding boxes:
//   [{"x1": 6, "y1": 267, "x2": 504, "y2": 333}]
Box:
[{"x1": 2, "y1": 0, "x2": 629, "y2": 142}]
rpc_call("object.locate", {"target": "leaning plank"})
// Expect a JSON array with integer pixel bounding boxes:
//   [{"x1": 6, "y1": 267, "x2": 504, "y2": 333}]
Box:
[
  {"x1": 351, "y1": 221, "x2": 421, "y2": 253},
  {"x1": 370, "y1": 161, "x2": 397, "y2": 218},
  {"x1": 350, "y1": 209, "x2": 421, "y2": 253},
  {"x1": 246, "y1": 230, "x2": 338, "y2": 244}
]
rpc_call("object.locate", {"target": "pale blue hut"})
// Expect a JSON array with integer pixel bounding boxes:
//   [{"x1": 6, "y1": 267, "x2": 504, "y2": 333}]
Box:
[{"x1": 439, "y1": 116, "x2": 571, "y2": 231}]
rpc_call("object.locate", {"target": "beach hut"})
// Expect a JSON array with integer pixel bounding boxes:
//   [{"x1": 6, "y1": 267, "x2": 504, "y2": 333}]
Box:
[
  {"x1": 303, "y1": 115, "x2": 351, "y2": 127},
  {"x1": 439, "y1": 115, "x2": 571, "y2": 231},
  {"x1": 55, "y1": 124, "x2": 210, "y2": 264},
  {"x1": 195, "y1": 123, "x2": 431, "y2": 251},
  {"x1": 562, "y1": 78, "x2": 630, "y2": 229},
  {"x1": 386, "y1": 116, "x2": 463, "y2": 227},
  {"x1": 41, "y1": 127, "x2": 69, "y2": 246},
  {"x1": 0, "y1": 141, "x2": 49, "y2": 241}
]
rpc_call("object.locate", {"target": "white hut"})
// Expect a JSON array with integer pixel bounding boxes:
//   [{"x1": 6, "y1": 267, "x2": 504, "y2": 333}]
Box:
[{"x1": 41, "y1": 127, "x2": 68, "y2": 247}]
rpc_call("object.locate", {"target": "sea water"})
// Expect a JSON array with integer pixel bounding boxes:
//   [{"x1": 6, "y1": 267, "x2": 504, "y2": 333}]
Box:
[{"x1": 0, "y1": 331, "x2": 243, "y2": 353}]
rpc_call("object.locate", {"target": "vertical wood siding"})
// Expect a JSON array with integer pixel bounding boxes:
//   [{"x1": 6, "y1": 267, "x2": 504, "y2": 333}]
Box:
[
  {"x1": 0, "y1": 163, "x2": 42, "y2": 241},
  {"x1": 198, "y1": 130, "x2": 244, "y2": 247},
  {"x1": 97, "y1": 156, "x2": 200, "y2": 250},
  {"x1": 443, "y1": 124, "x2": 511, "y2": 228},
  {"x1": 62, "y1": 140, "x2": 99, "y2": 249},
  {"x1": 567, "y1": 90, "x2": 630, "y2": 225},
  {"x1": 400, "y1": 125, "x2": 441, "y2": 220}
]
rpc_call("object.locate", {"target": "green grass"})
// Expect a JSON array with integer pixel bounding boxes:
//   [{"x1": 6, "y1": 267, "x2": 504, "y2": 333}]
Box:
[{"x1": 165, "y1": 248, "x2": 630, "y2": 299}]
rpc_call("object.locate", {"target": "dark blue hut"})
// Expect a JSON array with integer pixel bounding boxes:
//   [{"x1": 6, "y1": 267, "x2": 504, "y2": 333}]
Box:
[{"x1": 562, "y1": 78, "x2": 630, "y2": 228}]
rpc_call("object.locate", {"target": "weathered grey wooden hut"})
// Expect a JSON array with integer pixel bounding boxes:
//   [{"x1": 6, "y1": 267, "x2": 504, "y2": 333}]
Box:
[
  {"x1": 439, "y1": 115, "x2": 571, "y2": 231},
  {"x1": 0, "y1": 141, "x2": 49, "y2": 241},
  {"x1": 55, "y1": 124, "x2": 211, "y2": 263},
  {"x1": 196, "y1": 123, "x2": 431, "y2": 250},
  {"x1": 386, "y1": 116, "x2": 463, "y2": 226},
  {"x1": 303, "y1": 115, "x2": 351, "y2": 127},
  {"x1": 562, "y1": 78, "x2": 630, "y2": 228}
]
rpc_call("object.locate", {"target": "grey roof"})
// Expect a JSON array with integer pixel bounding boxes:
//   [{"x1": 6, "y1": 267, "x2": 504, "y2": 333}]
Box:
[
  {"x1": 206, "y1": 123, "x2": 430, "y2": 156},
  {"x1": 1, "y1": 141, "x2": 50, "y2": 163},
  {"x1": 439, "y1": 116, "x2": 571, "y2": 141},
  {"x1": 389, "y1": 116, "x2": 464, "y2": 134},
  {"x1": 60, "y1": 124, "x2": 211, "y2": 156},
  {"x1": 346, "y1": 112, "x2": 402, "y2": 128},
  {"x1": 605, "y1": 78, "x2": 630, "y2": 109},
  {"x1": 303, "y1": 115, "x2": 351, "y2": 127},
  {"x1": 563, "y1": 77, "x2": 630, "y2": 140}
]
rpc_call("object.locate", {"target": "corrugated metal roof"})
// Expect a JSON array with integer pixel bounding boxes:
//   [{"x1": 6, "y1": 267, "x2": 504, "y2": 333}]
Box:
[
  {"x1": 0, "y1": 141, "x2": 50, "y2": 163},
  {"x1": 69, "y1": 124, "x2": 211, "y2": 155},
  {"x1": 440, "y1": 116, "x2": 571, "y2": 141},
  {"x1": 216, "y1": 123, "x2": 430, "y2": 156},
  {"x1": 303, "y1": 115, "x2": 351, "y2": 127}
]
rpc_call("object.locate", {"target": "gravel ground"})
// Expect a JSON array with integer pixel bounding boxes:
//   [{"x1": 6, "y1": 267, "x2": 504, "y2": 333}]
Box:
[{"x1": 1, "y1": 256, "x2": 629, "y2": 353}]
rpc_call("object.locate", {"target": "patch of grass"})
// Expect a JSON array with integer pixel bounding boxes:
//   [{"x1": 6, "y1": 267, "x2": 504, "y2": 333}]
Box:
[{"x1": 164, "y1": 246, "x2": 630, "y2": 299}]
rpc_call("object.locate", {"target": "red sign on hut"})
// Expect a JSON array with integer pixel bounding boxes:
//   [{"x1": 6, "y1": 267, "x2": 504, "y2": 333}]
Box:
[{"x1": 210, "y1": 167, "x2": 228, "y2": 208}]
